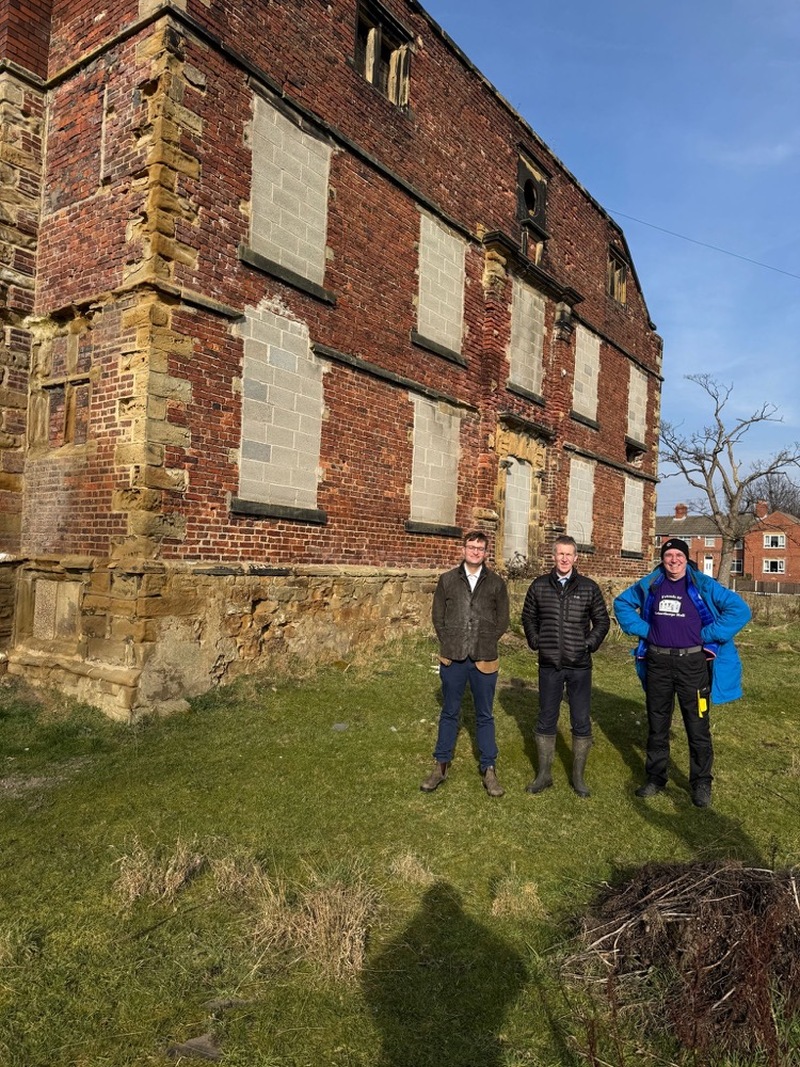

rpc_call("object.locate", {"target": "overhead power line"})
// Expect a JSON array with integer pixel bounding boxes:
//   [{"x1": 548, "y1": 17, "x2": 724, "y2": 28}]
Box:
[{"x1": 608, "y1": 210, "x2": 800, "y2": 282}]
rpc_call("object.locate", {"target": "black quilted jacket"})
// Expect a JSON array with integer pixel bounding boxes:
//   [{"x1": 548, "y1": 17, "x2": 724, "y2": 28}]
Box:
[{"x1": 521, "y1": 569, "x2": 610, "y2": 669}]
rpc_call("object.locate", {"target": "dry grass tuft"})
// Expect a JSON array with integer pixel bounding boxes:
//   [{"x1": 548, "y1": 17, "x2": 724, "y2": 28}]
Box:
[
  {"x1": 251, "y1": 863, "x2": 379, "y2": 982},
  {"x1": 388, "y1": 851, "x2": 435, "y2": 886},
  {"x1": 114, "y1": 835, "x2": 206, "y2": 907},
  {"x1": 491, "y1": 867, "x2": 546, "y2": 919},
  {"x1": 211, "y1": 853, "x2": 270, "y2": 897}
]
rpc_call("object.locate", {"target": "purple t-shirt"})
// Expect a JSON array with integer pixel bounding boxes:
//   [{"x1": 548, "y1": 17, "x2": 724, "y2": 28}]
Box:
[{"x1": 648, "y1": 575, "x2": 703, "y2": 648}]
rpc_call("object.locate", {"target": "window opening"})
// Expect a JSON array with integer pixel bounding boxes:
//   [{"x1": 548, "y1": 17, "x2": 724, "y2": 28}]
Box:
[
  {"x1": 763, "y1": 559, "x2": 785, "y2": 573},
  {"x1": 355, "y1": 1, "x2": 411, "y2": 106},
  {"x1": 763, "y1": 533, "x2": 785, "y2": 548},
  {"x1": 607, "y1": 247, "x2": 628, "y2": 304}
]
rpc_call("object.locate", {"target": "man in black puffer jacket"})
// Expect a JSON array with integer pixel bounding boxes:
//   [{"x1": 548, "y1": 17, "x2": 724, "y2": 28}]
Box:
[{"x1": 521, "y1": 535, "x2": 609, "y2": 797}]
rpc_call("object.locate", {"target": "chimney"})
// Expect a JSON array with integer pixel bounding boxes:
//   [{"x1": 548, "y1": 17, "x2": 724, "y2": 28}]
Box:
[
  {"x1": 674, "y1": 503, "x2": 687, "y2": 520},
  {"x1": 755, "y1": 500, "x2": 769, "y2": 519}
]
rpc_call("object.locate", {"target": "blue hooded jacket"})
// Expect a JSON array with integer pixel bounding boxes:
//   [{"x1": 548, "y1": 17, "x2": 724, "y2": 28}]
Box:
[{"x1": 613, "y1": 564, "x2": 751, "y2": 705}]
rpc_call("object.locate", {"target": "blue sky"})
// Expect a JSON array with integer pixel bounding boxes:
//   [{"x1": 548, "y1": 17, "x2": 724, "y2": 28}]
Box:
[{"x1": 422, "y1": 0, "x2": 800, "y2": 514}]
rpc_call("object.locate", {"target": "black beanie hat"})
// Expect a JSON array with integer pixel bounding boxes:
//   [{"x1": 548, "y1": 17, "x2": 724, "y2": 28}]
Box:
[{"x1": 661, "y1": 537, "x2": 690, "y2": 560}]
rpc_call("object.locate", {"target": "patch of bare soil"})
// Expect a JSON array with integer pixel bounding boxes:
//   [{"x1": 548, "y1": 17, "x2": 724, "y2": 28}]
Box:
[
  {"x1": 568, "y1": 860, "x2": 800, "y2": 1065},
  {"x1": 0, "y1": 757, "x2": 90, "y2": 800}
]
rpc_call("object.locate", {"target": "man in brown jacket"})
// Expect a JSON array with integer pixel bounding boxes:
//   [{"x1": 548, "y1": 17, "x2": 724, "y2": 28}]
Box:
[{"x1": 421, "y1": 531, "x2": 510, "y2": 797}]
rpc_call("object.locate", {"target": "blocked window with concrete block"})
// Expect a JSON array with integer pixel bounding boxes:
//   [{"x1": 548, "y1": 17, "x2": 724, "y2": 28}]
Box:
[
  {"x1": 239, "y1": 306, "x2": 323, "y2": 509},
  {"x1": 410, "y1": 395, "x2": 460, "y2": 525},
  {"x1": 250, "y1": 96, "x2": 331, "y2": 286},
  {"x1": 622, "y1": 476, "x2": 644, "y2": 553},
  {"x1": 502, "y1": 456, "x2": 533, "y2": 563},
  {"x1": 567, "y1": 456, "x2": 595, "y2": 547},
  {"x1": 508, "y1": 278, "x2": 545, "y2": 396},
  {"x1": 572, "y1": 325, "x2": 600, "y2": 422},
  {"x1": 627, "y1": 364, "x2": 648, "y2": 445},
  {"x1": 416, "y1": 214, "x2": 465, "y2": 355}
]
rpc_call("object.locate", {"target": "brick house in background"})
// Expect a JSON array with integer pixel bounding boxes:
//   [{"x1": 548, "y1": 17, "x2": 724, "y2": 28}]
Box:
[
  {"x1": 0, "y1": 0, "x2": 662, "y2": 717},
  {"x1": 657, "y1": 501, "x2": 800, "y2": 584},
  {"x1": 741, "y1": 502, "x2": 800, "y2": 583}
]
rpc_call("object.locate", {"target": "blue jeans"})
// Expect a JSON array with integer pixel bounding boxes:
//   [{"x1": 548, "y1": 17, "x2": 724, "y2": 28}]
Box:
[
  {"x1": 536, "y1": 665, "x2": 592, "y2": 737},
  {"x1": 433, "y1": 659, "x2": 499, "y2": 772}
]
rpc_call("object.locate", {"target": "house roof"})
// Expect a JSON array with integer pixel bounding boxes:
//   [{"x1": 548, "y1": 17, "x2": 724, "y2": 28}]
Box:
[
  {"x1": 655, "y1": 514, "x2": 720, "y2": 538},
  {"x1": 656, "y1": 509, "x2": 800, "y2": 542},
  {"x1": 751, "y1": 510, "x2": 800, "y2": 529}
]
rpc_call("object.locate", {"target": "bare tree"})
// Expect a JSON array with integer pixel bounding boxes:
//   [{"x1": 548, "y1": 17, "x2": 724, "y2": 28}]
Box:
[
  {"x1": 659, "y1": 375, "x2": 800, "y2": 586},
  {"x1": 741, "y1": 472, "x2": 800, "y2": 517}
]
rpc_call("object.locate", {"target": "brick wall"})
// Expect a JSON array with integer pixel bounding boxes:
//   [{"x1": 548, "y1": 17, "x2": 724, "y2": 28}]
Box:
[
  {"x1": 743, "y1": 513, "x2": 800, "y2": 582},
  {"x1": 0, "y1": 0, "x2": 52, "y2": 79}
]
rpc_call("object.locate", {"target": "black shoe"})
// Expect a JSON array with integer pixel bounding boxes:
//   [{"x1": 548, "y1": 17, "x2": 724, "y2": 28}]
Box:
[
  {"x1": 692, "y1": 783, "x2": 712, "y2": 808},
  {"x1": 635, "y1": 780, "x2": 664, "y2": 798}
]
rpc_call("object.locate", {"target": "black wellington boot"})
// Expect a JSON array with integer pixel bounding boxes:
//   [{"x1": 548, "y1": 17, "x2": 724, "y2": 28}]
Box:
[
  {"x1": 571, "y1": 735, "x2": 593, "y2": 798},
  {"x1": 526, "y1": 733, "x2": 556, "y2": 794}
]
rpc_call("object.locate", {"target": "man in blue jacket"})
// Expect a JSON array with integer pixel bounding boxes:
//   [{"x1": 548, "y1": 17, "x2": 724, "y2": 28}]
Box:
[{"x1": 613, "y1": 537, "x2": 751, "y2": 808}]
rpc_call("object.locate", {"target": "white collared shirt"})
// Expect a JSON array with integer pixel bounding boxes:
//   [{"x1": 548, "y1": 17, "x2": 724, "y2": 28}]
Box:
[{"x1": 466, "y1": 565, "x2": 482, "y2": 591}]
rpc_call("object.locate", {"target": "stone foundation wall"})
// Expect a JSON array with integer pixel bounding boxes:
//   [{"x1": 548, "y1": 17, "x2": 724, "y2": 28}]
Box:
[
  {"x1": 0, "y1": 561, "x2": 17, "y2": 662},
  {"x1": 6, "y1": 561, "x2": 440, "y2": 719},
  {"x1": 8, "y1": 569, "x2": 786, "y2": 717},
  {"x1": 0, "y1": 70, "x2": 43, "y2": 557}
]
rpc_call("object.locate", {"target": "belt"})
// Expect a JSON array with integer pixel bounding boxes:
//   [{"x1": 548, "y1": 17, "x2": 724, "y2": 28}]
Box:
[{"x1": 649, "y1": 644, "x2": 703, "y2": 656}]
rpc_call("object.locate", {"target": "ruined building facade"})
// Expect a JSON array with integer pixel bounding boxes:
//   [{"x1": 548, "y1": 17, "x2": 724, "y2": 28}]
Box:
[{"x1": 0, "y1": 0, "x2": 662, "y2": 717}]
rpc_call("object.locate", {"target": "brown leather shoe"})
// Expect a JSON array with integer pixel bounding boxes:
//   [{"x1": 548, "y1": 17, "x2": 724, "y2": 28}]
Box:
[
  {"x1": 420, "y1": 761, "x2": 449, "y2": 792},
  {"x1": 481, "y1": 766, "x2": 505, "y2": 797}
]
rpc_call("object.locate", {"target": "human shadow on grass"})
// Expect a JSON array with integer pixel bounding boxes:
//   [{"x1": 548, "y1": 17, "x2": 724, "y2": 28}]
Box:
[
  {"x1": 591, "y1": 685, "x2": 765, "y2": 865},
  {"x1": 362, "y1": 881, "x2": 527, "y2": 1067}
]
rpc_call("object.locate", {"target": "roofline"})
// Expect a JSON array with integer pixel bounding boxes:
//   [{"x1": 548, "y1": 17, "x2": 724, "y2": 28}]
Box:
[{"x1": 407, "y1": 0, "x2": 658, "y2": 329}]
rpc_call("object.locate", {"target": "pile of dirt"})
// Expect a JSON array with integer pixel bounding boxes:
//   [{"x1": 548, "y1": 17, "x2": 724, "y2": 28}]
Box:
[{"x1": 568, "y1": 860, "x2": 800, "y2": 1063}]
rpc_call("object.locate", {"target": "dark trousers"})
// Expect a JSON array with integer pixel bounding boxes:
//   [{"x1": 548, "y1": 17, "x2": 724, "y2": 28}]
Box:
[
  {"x1": 644, "y1": 649, "x2": 713, "y2": 787},
  {"x1": 536, "y1": 665, "x2": 592, "y2": 738},
  {"x1": 434, "y1": 659, "x2": 498, "y2": 772}
]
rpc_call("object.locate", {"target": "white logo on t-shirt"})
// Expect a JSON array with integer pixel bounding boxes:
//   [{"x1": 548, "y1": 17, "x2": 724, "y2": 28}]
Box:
[{"x1": 657, "y1": 596, "x2": 683, "y2": 616}]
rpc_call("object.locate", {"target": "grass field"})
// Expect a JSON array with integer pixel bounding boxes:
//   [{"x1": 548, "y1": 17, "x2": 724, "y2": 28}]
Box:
[{"x1": 1, "y1": 618, "x2": 799, "y2": 1066}]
